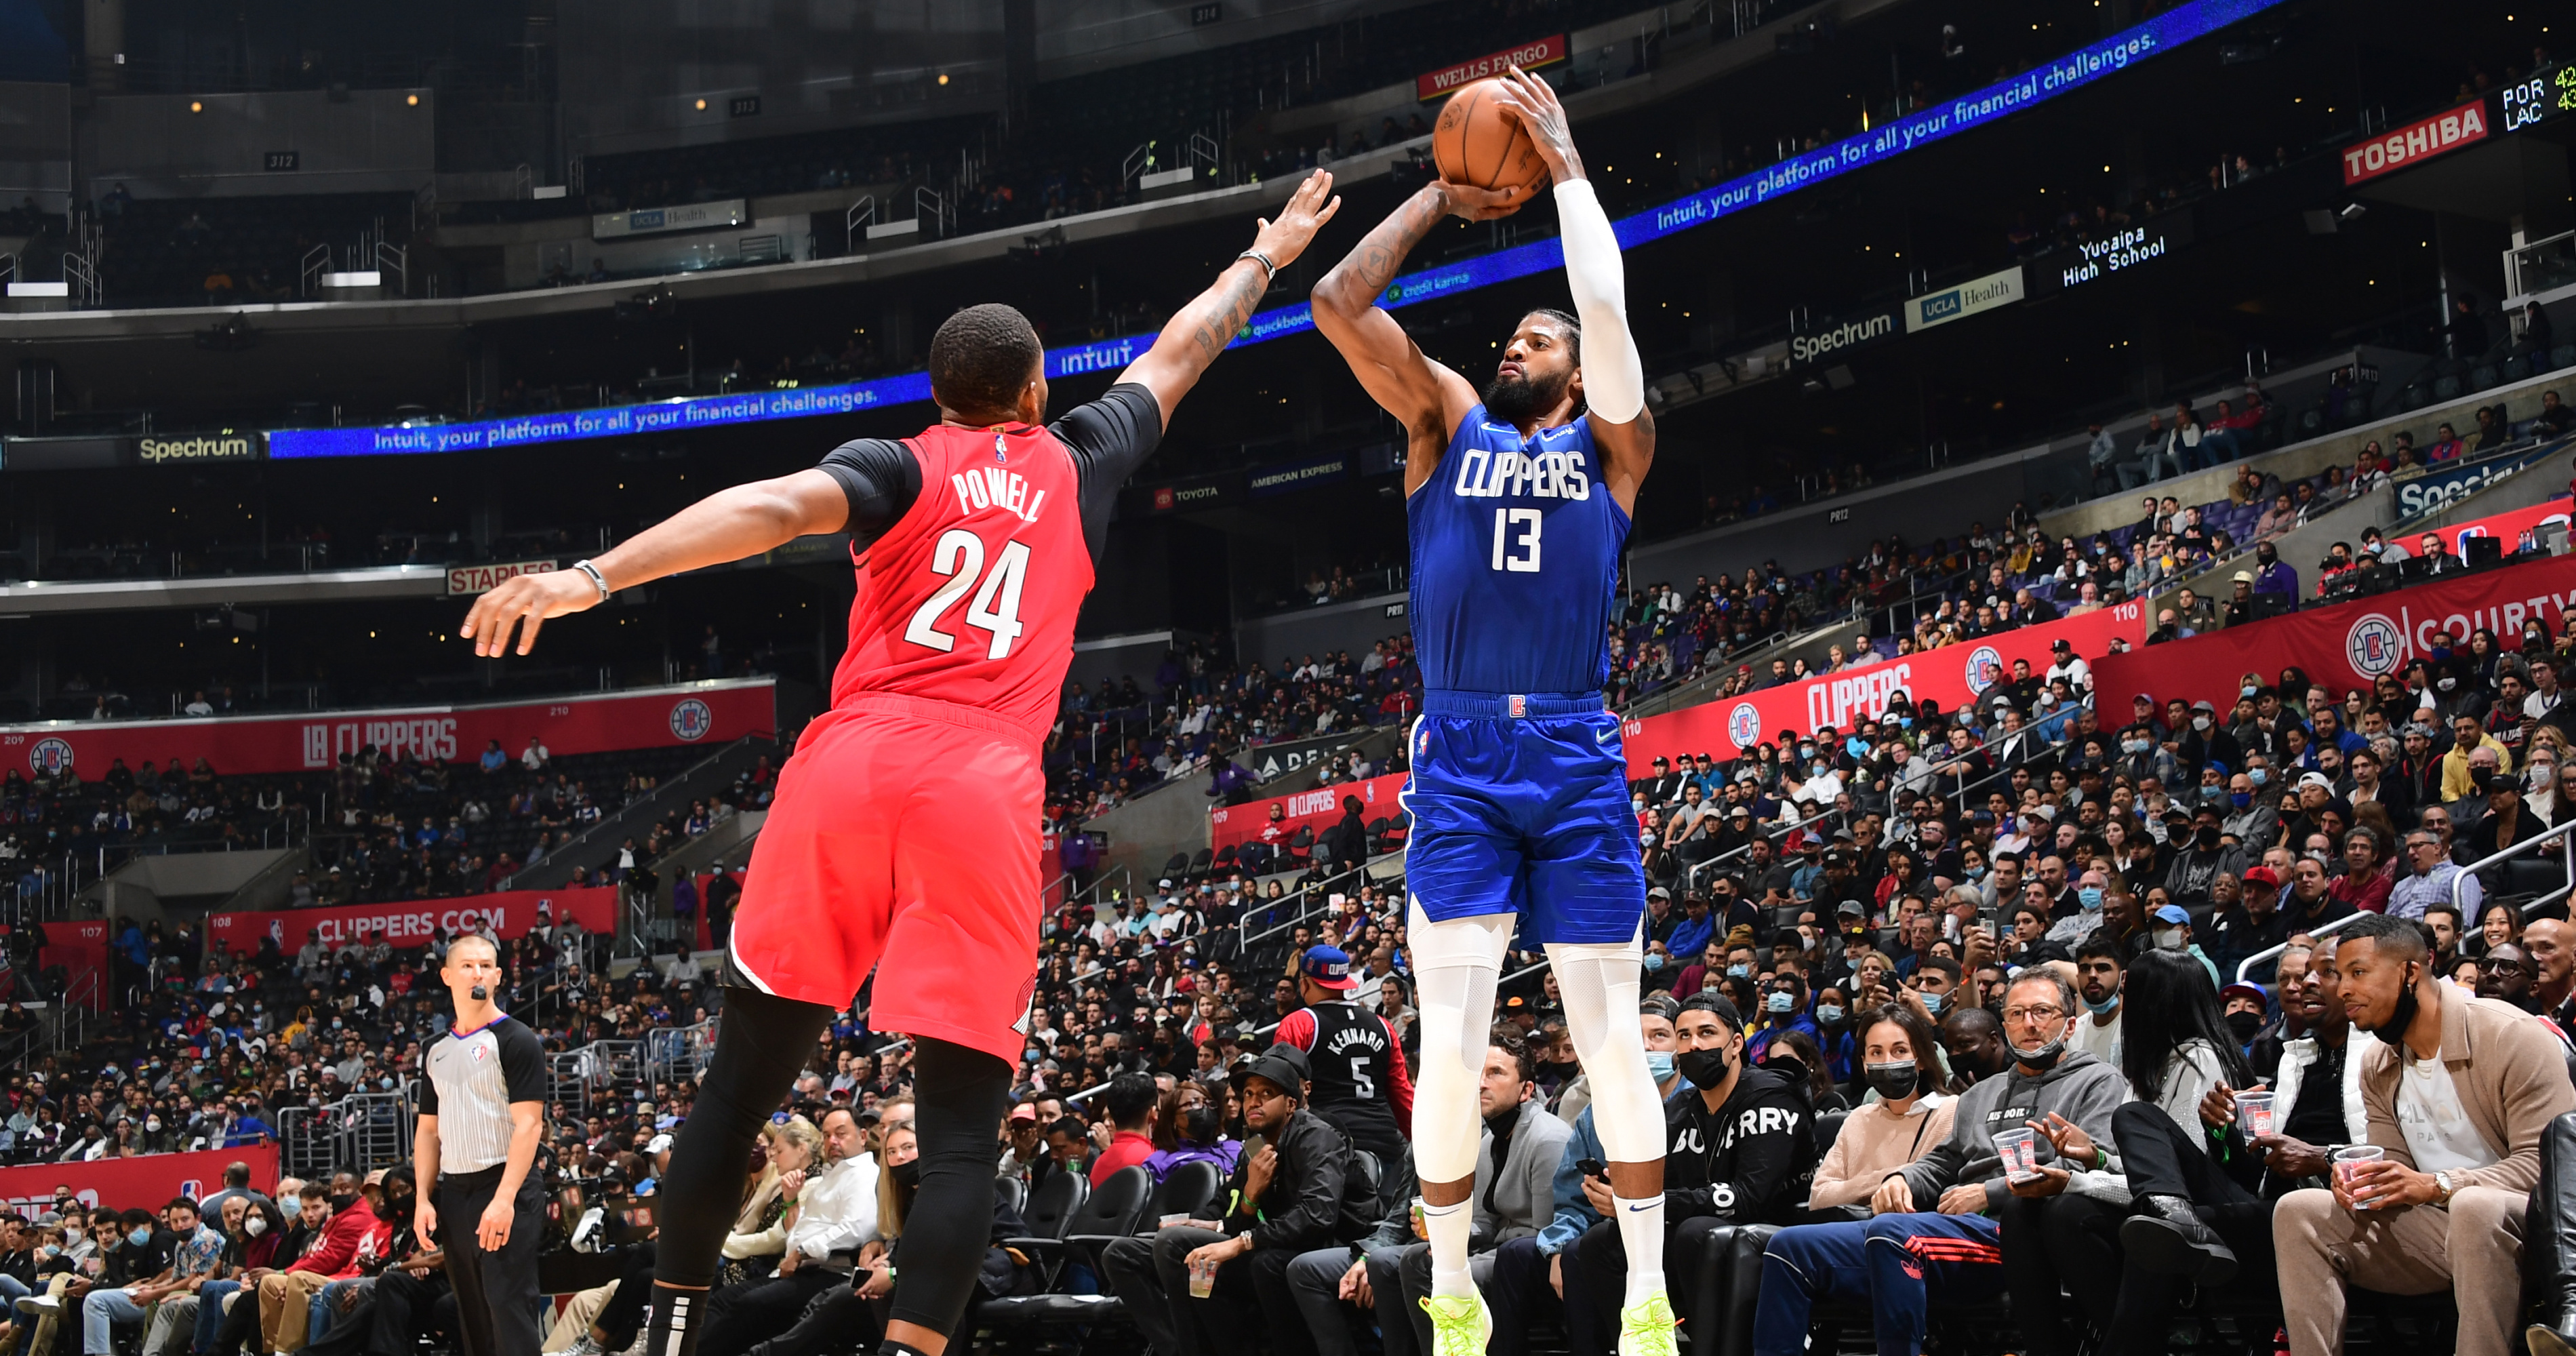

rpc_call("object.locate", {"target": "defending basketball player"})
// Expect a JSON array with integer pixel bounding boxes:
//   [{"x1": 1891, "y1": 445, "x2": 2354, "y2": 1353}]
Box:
[
  {"x1": 458, "y1": 172, "x2": 1342, "y2": 1356},
  {"x1": 1309, "y1": 68, "x2": 1670, "y2": 1356}
]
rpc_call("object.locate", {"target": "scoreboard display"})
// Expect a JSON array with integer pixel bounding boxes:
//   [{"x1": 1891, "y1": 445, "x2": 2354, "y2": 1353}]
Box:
[{"x1": 2501, "y1": 64, "x2": 2575, "y2": 132}]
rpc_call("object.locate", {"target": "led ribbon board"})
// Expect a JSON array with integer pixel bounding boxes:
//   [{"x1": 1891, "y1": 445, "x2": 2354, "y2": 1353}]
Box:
[{"x1": 268, "y1": 0, "x2": 2286, "y2": 461}]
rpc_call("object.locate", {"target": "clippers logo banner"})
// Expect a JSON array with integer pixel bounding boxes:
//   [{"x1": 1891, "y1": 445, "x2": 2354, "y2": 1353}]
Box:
[
  {"x1": 0, "y1": 1146, "x2": 281, "y2": 1216},
  {"x1": 0, "y1": 681, "x2": 771, "y2": 777},
  {"x1": 2091, "y1": 552, "x2": 2576, "y2": 709},
  {"x1": 1209, "y1": 772, "x2": 1406, "y2": 853},
  {"x1": 1620, "y1": 601, "x2": 2148, "y2": 770}
]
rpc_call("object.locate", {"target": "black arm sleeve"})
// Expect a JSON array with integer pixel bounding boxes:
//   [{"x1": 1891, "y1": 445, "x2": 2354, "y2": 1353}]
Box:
[
  {"x1": 1049, "y1": 383, "x2": 1165, "y2": 567},
  {"x1": 814, "y1": 437, "x2": 924, "y2": 553},
  {"x1": 497, "y1": 1019, "x2": 548, "y2": 1104}
]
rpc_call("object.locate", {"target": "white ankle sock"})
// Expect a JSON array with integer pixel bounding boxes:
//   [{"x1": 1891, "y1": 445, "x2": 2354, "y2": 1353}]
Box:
[
  {"x1": 1422, "y1": 1199, "x2": 1477, "y2": 1299},
  {"x1": 1613, "y1": 1193, "x2": 1666, "y2": 1307}
]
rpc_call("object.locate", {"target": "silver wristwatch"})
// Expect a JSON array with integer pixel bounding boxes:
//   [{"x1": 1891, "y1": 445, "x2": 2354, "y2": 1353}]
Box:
[{"x1": 2434, "y1": 1170, "x2": 2456, "y2": 1205}]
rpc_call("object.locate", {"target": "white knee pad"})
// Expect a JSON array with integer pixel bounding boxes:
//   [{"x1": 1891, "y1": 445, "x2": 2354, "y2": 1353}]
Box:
[
  {"x1": 1405, "y1": 901, "x2": 1514, "y2": 1184},
  {"x1": 1547, "y1": 936, "x2": 1664, "y2": 1163}
]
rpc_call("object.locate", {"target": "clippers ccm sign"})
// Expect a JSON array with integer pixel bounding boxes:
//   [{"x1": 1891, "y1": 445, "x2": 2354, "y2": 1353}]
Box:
[
  {"x1": 1620, "y1": 601, "x2": 2149, "y2": 768},
  {"x1": 2091, "y1": 551, "x2": 2576, "y2": 707},
  {"x1": 0, "y1": 680, "x2": 772, "y2": 778}
]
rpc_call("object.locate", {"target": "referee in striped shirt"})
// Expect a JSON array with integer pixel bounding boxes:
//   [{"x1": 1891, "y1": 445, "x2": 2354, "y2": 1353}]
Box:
[{"x1": 414, "y1": 933, "x2": 549, "y2": 1356}]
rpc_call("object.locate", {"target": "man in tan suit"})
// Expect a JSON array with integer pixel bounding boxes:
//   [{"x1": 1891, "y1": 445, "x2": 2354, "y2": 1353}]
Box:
[{"x1": 2274, "y1": 912, "x2": 2576, "y2": 1356}]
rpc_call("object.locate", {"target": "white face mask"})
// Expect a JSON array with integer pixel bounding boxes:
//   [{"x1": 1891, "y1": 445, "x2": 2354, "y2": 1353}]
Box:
[
  {"x1": 2154, "y1": 928, "x2": 2189, "y2": 951},
  {"x1": 243, "y1": 1216, "x2": 266, "y2": 1237}
]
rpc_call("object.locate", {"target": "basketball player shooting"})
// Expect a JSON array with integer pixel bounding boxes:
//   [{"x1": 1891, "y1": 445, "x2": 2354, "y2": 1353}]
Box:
[
  {"x1": 1309, "y1": 68, "x2": 1669, "y2": 1356},
  {"x1": 458, "y1": 171, "x2": 1341, "y2": 1356}
]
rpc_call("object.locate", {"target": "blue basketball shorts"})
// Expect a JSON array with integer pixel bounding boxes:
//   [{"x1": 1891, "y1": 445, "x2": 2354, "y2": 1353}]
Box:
[{"x1": 1402, "y1": 691, "x2": 1647, "y2": 946}]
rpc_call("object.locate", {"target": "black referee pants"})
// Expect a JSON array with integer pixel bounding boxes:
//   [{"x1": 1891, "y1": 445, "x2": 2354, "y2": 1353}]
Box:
[{"x1": 439, "y1": 1165, "x2": 545, "y2": 1356}]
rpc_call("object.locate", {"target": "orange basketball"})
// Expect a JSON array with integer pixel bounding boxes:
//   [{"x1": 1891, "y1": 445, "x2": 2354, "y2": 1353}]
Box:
[{"x1": 1430, "y1": 78, "x2": 1548, "y2": 194}]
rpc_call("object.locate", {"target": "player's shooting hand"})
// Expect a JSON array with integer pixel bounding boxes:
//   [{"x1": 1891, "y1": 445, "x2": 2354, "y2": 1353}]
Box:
[
  {"x1": 1492, "y1": 64, "x2": 1582, "y2": 180},
  {"x1": 1250, "y1": 171, "x2": 1342, "y2": 271},
  {"x1": 1434, "y1": 180, "x2": 1532, "y2": 222},
  {"x1": 460, "y1": 570, "x2": 603, "y2": 657}
]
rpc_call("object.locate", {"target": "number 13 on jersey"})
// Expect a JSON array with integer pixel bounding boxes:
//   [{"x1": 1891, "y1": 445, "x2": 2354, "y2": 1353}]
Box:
[{"x1": 1491, "y1": 508, "x2": 1541, "y2": 572}]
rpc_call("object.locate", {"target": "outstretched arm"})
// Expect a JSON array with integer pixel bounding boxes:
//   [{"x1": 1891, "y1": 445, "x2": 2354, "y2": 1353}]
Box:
[
  {"x1": 1311, "y1": 180, "x2": 1527, "y2": 490},
  {"x1": 460, "y1": 470, "x2": 851, "y2": 657},
  {"x1": 1117, "y1": 170, "x2": 1343, "y2": 428},
  {"x1": 1492, "y1": 66, "x2": 1653, "y2": 510}
]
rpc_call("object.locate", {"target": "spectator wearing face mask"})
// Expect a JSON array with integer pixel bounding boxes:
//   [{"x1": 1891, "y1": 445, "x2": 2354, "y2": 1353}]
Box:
[
  {"x1": 2068, "y1": 936, "x2": 2125, "y2": 1064},
  {"x1": 2145, "y1": 904, "x2": 2223, "y2": 990},
  {"x1": 1805, "y1": 1005, "x2": 1955, "y2": 1212}
]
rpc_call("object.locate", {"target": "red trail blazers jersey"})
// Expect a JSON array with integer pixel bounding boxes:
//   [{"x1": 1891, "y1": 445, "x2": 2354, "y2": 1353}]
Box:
[{"x1": 831, "y1": 419, "x2": 1091, "y2": 745}]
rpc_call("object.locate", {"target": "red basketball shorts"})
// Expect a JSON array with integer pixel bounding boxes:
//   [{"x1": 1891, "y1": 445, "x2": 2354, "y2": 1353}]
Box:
[{"x1": 729, "y1": 694, "x2": 1042, "y2": 1064}]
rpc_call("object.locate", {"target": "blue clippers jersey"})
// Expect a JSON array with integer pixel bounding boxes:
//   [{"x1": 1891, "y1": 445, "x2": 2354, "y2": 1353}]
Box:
[{"x1": 1407, "y1": 408, "x2": 1630, "y2": 694}]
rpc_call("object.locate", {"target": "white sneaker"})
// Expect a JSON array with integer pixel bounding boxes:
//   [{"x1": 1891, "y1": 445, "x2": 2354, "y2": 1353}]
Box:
[{"x1": 12, "y1": 1296, "x2": 52, "y2": 1316}]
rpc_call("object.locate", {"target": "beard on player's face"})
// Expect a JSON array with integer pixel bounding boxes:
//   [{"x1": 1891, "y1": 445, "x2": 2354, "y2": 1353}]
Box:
[{"x1": 1483, "y1": 362, "x2": 1573, "y2": 422}]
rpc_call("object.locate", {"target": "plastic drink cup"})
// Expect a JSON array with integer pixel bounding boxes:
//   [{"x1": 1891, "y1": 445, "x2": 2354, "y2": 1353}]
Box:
[
  {"x1": 2234, "y1": 1092, "x2": 2276, "y2": 1139},
  {"x1": 1992, "y1": 1128, "x2": 2040, "y2": 1180},
  {"x1": 1159, "y1": 1213, "x2": 1190, "y2": 1230},
  {"x1": 2333, "y1": 1144, "x2": 2386, "y2": 1207},
  {"x1": 1188, "y1": 1254, "x2": 1217, "y2": 1298}
]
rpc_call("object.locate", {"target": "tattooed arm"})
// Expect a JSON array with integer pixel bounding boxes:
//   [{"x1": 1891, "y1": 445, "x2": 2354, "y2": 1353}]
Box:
[
  {"x1": 1118, "y1": 170, "x2": 1341, "y2": 428},
  {"x1": 1311, "y1": 179, "x2": 1529, "y2": 493}
]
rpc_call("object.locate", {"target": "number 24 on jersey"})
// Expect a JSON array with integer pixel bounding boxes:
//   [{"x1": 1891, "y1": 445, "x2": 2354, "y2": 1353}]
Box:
[{"x1": 904, "y1": 527, "x2": 1031, "y2": 658}]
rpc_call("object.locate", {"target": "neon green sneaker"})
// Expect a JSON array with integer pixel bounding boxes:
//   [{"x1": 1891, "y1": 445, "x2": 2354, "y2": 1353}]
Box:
[
  {"x1": 1420, "y1": 1292, "x2": 1492, "y2": 1356},
  {"x1": 1616, "y1": 1292, "x2": 1682, "y2": 1356}
]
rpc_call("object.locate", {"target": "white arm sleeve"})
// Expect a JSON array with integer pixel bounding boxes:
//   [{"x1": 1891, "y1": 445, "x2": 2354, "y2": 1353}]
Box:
[{"x1": 1553, "y1": 178, "x2": 1645, "y2": 424}]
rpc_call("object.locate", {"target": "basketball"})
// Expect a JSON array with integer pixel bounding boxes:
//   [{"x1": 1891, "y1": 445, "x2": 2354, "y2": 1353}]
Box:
[{"x1": 1431, "y1": 77, "x2": 1548, "y2": 194}]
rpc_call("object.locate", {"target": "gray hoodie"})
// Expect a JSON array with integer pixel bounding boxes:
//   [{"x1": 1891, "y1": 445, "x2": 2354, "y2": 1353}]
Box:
[{"x1": 1895, "y1": 1050, "x2": 2130, "y2": 1212}]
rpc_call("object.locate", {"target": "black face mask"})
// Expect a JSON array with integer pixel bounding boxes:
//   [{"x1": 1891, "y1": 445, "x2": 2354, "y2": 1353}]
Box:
[
  {"x1": 2195, "y1": 825, "x2": 2221, "y2": 849},
  {"x1": 2224, "y1": 1011, "x2": 2265, "y2": 1042},
  {"x1": 327, "y1": 1193, "x2": 357, "y2": 1213},
  {"x1": 1863, "y1": 1060, "x2": 1920, "y2": 1101},
  {"x1": 1675, "y1": 1046, "x2": 1733, "y2": 1091},
  {"x1": 1535, "y1": 1059, "x2": 1580, "y2": 1083},
  {"x1": 888, "y1": 1159, "x2": 921, "y2": 1191},
  {"x1": 2007, "y1": 1033, "x2": 2068, "y2": 1073},
  {"x1": 2362, "y1": 962, "x2": 2423, "y2": 1043}
]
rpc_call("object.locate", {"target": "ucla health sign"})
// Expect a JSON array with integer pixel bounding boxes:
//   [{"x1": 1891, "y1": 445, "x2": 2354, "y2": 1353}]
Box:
[{"x1": 1905, "y1": 266, "x2": 2026, "y2": 334}]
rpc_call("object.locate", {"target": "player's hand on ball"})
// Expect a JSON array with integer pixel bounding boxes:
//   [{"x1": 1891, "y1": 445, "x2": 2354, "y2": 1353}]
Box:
[
  {"x1": 1491, "y1": 64, "x2": 1581, "y2": 180},
  {"x1": 1436, "y1": 181, "x2": 1532, "y2": 222},
  {"x1": 460, "y1": 569, "x2": 605, "y2": 656},
  {"x1": 1251, "y1": 171, "x2": 1343, "y2": 270}
]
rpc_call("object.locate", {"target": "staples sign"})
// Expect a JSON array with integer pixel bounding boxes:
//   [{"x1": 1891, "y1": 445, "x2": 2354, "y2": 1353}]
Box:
[{"x1": 447, "y1": 559, "x2": 562, "y2": 596}]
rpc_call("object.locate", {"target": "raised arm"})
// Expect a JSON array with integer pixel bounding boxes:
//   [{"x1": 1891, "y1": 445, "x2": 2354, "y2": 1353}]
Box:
[
  {"x1": 1491, "y1": 66, "x2": 1653, "y2": 511},
  {"x1": 460, "y1": 469, "x2": 851, "y2": 657},
  {"x1": 1310, "y1": 180, "x2": 1524, "y2": 487},
  {"x1": 1116, "y1": 170, "x2": 1343, "y2": 428}
]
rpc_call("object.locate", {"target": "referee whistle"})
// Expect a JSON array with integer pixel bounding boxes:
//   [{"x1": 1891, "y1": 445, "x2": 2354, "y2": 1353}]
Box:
[{"x1": 470, "y1": 985, "x2": 489, "y2": 1001}]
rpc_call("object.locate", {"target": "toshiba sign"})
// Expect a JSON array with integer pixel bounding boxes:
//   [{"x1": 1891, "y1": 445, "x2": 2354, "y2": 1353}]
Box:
[{"x1": 2341, "y1": 101, "x2": 2489, "y2": 185}]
